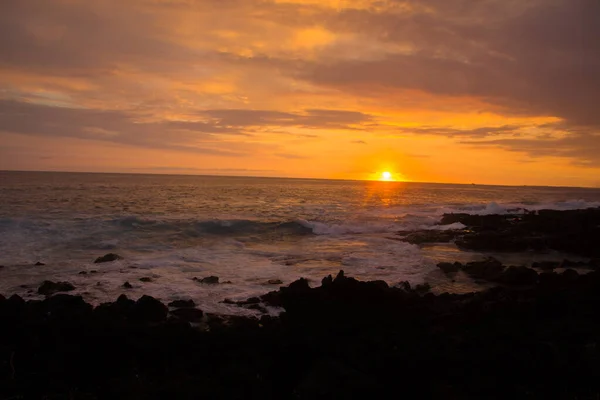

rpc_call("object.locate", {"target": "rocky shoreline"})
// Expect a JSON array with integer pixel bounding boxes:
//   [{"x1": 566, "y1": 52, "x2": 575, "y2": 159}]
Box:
[{"x1": 2, "y1": 208, "x2": 600, "y2": 399}]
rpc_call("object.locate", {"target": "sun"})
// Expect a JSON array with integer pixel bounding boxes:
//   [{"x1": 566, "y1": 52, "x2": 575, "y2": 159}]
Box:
[{"x1": 380, "y1": 171, "x2": 393, "y2": 181}]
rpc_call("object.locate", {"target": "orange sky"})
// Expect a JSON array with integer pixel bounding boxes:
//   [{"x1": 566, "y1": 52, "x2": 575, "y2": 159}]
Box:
[{"x1": 1, "y1": 0, "x2": 599, "y2": 187}]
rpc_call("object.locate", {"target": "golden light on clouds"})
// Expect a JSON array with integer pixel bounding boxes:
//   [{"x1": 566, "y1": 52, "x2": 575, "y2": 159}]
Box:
[{"x1": 0, "y1": 0, "x2": 599, "y2": 187}]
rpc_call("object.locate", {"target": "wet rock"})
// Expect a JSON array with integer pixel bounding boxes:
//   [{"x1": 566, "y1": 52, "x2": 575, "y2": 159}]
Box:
[
  {"x1": 168, "y1": 299, "x2": 196, "y2": 308},
  {"x1": 170, "y1": 307, "x2": 204, "y2": 323},
  {"x1": 532, "y1": 261, "x2": 561, "y2": 271},
  {"x1": 94, "y1": 253, "x2": 122, "y2": 263},
  {"x1": 267, "y1": 279, "x2": 283, "y2": 285},
  {"x1": 122, "y1": 281, "x2": 133, "y2": 289},
  {"x1": 130, "y1": 295, "x2": 168, "y2": 323},
  {"x1": 562, "y1": 268, "x2": 580, "y2": 281},
  {"x1": 415, "y1": 283, "x2": 431, "y2": 294},
  {"x1": 462, "y1": 257, "x2": 505, "y2": 281},
  {"x1": 401, "y1": 230, "x2": 462, "y2": 245},
  {"x1": 38, "y1": 280, "x2": 76, "y2": 296},
  {"x1": 43, "y1": 294, "x2": 92, "y2": 319},
  {"x1": 139, "y1": 277, "x2": 153, "y2": 283},
  {"x1": 34, "y1": 261, "x2": 45, "y2": 266},
  {"x1": 247, "y1": 304, "x2": 268, "y2": 313},
  {"x1": 194, "y1": 276, "x2": 219, "y2": 284},
  {"x1": 437, "y1": 262, "x2": 461, "y2": 274},
  {"x1": 498, "y1": 266, "x2": 539, "y2": 286}
]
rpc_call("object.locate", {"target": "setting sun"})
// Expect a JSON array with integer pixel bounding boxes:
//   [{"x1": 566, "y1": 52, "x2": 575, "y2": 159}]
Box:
[{"x1": 381, "y1": 171, "x2": 393, "y2": 181}]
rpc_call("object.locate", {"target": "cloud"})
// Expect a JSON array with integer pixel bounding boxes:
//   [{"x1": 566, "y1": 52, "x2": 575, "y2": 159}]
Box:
[
  {"x1": 352, "y1": 140, "x2": 367, "y2": 144},
  {"x1": 400, "y1": 125, "x2": 520, "y2": 138}
]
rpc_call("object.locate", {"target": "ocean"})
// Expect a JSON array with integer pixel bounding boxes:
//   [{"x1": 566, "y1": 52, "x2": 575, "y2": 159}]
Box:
[{"x1": 2, "y1": 171, "x2": 600, "y2": 315}]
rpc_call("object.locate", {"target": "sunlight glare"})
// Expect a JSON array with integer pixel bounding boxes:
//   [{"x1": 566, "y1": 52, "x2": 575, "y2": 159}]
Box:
[{"x1": 381, "y1": 171, "x2": 393, "y2": 181}]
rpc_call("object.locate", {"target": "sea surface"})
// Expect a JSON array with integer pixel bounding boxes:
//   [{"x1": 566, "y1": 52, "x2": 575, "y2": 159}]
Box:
[{"x1": 2, "y1": 171, "x2": 600, "y2": 315}]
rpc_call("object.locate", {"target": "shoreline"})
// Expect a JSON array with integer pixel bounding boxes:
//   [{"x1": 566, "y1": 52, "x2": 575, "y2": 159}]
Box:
[
  {"x1": 2, "y1": 267, "x2": 600, "y2": 399},
  {"x1": 2, "y1": 207, "x2": 600, "y2": 398}
]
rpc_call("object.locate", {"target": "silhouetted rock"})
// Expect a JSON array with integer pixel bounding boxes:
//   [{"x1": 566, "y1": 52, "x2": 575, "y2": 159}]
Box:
[
  {"x1": 415, "y1": 283, "x2": 431, "y2": 294},
  {"x1": 34, "y1": 261, "x2": 45, "y2": 266},
  {"x1": 437, "y1": 262, "x2": 461, "y2": 273},
  {"x1": 462, "y1": 257, "x2": 505, "y2": 280},
  {"x1": 139, "y1": 277, "x2": 153, "y2": 282},
  {"x1": 498, "y1": 266, "x2": 539, "y2": 286},
  {"x1": 532, "y1": 261, "x2": 561, "y2": 271},
  {"x1": 122, "y1": 281, "x2": 133, "y2": 289},
  {"x1": 194, "y1": 276, "x2": 219, "y2": 284},
  {"x1": 170, "y1": 307, "x2": 204, "y2": 323},
  {"x1": 168, "y1": 299, "x2": 196, "y2": 308},
  {"x1": 267, "y1": 279, "x2": 283, "y2": 285},
  {"x1": 37, "y1": 280, "x2": 75, "y2": 296},
  {"x1": 562, "y1": 268, "x2": 580, "y2": 281},
  {"x1": 401, "y1": 230, "x2": 461, "y2": 245},
  {"x1": 78, "y1": 271, "x2": 88, "y2": 275},
  {"x1": 94, "y1": 253, "x2": 122, "y2": 263},
  {"x1": 130, "y1": 295, "x2": 168, "y2": 323}
]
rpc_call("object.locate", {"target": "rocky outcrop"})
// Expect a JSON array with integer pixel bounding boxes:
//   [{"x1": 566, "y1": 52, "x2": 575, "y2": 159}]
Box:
[
  {"x1": 94, "y1": 253, "x2": 122, "y2": 263},
  {"x1": 37, "y1": 280, "x2": 75, "y2": 296}
]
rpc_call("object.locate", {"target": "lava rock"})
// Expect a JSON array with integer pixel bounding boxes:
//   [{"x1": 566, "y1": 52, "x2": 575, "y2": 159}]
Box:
[
  {"x1": 37, "y1": 280, "x2": 76, "y2": 296},
  {"x1": 437, "y1": 262, "x2": 461, "y2": 273},
  {"x1": 562, "y1": 268, "x2": 580, "y2": 281},
  {"x1": 94, "y1": 253, "x2": 122, "y2": 263},
  {"x1": 170, "y1": 307, "x2": 204, "y2": 323},
  {"x1": 462, "y1": 257, "x2": 505, "y2": 281},
  {"x1": 532, "y1": 261, "x2": 561, "y2": 271},
  {"x1": 130, "y1": 295, "x2": 168, "y2": 323},
  {"x1": 194, "y1": 276, "x2": 219, "y2": 284},
  {"x1": 168, "y1": 299, "x2": 196, "y2": 308},
  {"x1": 498, "y1": 266, "x2": 539, "y2": 286},
  {"x1": 401, "y1": 230, "x2": 462, "y2": 244}
]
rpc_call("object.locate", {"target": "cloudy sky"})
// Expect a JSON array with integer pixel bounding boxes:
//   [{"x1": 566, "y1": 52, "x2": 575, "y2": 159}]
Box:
[{"x1": 1, "y1": 0, "x2": 599, "y2": 186}]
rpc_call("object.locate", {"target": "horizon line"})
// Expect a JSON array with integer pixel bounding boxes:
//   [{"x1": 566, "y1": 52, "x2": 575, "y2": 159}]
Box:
[{"x1": 1, "y1": 168, "x2": 598, "y2": 190}]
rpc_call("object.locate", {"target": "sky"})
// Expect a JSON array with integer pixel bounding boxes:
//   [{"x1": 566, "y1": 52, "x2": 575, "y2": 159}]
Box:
[{"x1": 0, "y1": 0, "x2": 599, "y2": 186}]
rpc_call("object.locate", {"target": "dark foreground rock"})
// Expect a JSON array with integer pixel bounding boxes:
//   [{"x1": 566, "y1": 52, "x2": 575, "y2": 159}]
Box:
[
  {"x1": 94, "y1": 253, "x2": 122, "y2": 263},
  {"x1": 443, "y1": 207, "x2": 600, "y2": 256},
  {"x1": 4, "y1": 271, "x2": 600, "y2": 399},
  {"x1": 37, "y1": 280, "x2": 75, "y2": 296}
]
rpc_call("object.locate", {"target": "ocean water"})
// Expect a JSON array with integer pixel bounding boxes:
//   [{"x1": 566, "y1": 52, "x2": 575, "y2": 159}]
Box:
[{"x1": 1, "y1": 171, "x2": 600, "y2": 315}]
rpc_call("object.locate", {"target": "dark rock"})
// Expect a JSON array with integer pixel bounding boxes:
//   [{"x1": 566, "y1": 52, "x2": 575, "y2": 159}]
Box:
[
  {"x1": 194, "y1": 276, "x2": 219, "y2": 284},
  {"x1": 321, "y1": 275, "x2": 333, "y2": 286},
  {"x1": 398, "y1": 281, "x2": 411, "y2": 291},
  {"x1": 247, "y1": 304, "x2": 268, "y2": 313},
  {"x1": 170, "y1": 307, "x2": 204, "y2": 323},
  {"x1": 498, "y1": 266, "x2": 539, "y2": 286},
  {"x1": 37, "y1": 280, "x2": 76, "y2": 296},
  {"x1": 130, "y1": 295, "x2": 168, "y2": 323},
  {"x1": 415, "y1": 283, "x2": 431, "y2": 294},
  {"x1": 90, "y1": 270, "x2": 98, "y2": 274},
  {"x1": 139, "y1": 277, "x2": 153, "y2": 282},
  {"x1": 78, "y1": 271, "x2": 88, "y2": 275},
  {"x1": 401, "y1": 230, "x2": 462, "y2": 245},
  {"x1": 245, "y1": 297, "x2": 261, "y2": 304},
  {"x1": 437, "y1": 262, "x2": 461, "y2": 273},
  {"x1": 168, "y1": 299, "x2": 196, "y2": 308},
  {"x1": 221, "y1": 298, "x2": 236, "y2": 304},
  {"x1": 267, "y1": 279, "x2": 283, "y2": 285},
  {"x1": 94, "y1": 253, "x2": 122, "y2": 263},
  {"x1": 34, "y1": 261, "x2": 45, "y2": 266},
  {"x1": 122, "y1": 281, "x2": 133, "y2": 289},
  {"x1": 462, "y1": 257, "x2": 505, "y2": 281},
  {"x1": 532, "y1": 261, "x2": 560, "y2": 271},
  {"x1": 43, "y1": 294, "x2": 92, "y2": 319},
  {"x1": 562, "y1": 268, "x2": 580, "y2": 281}
]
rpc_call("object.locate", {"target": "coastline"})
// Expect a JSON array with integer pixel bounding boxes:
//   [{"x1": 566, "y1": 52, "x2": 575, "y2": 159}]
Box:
[{"x1": 2, "y1": 207, "x2": 600, "y2": 398}]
